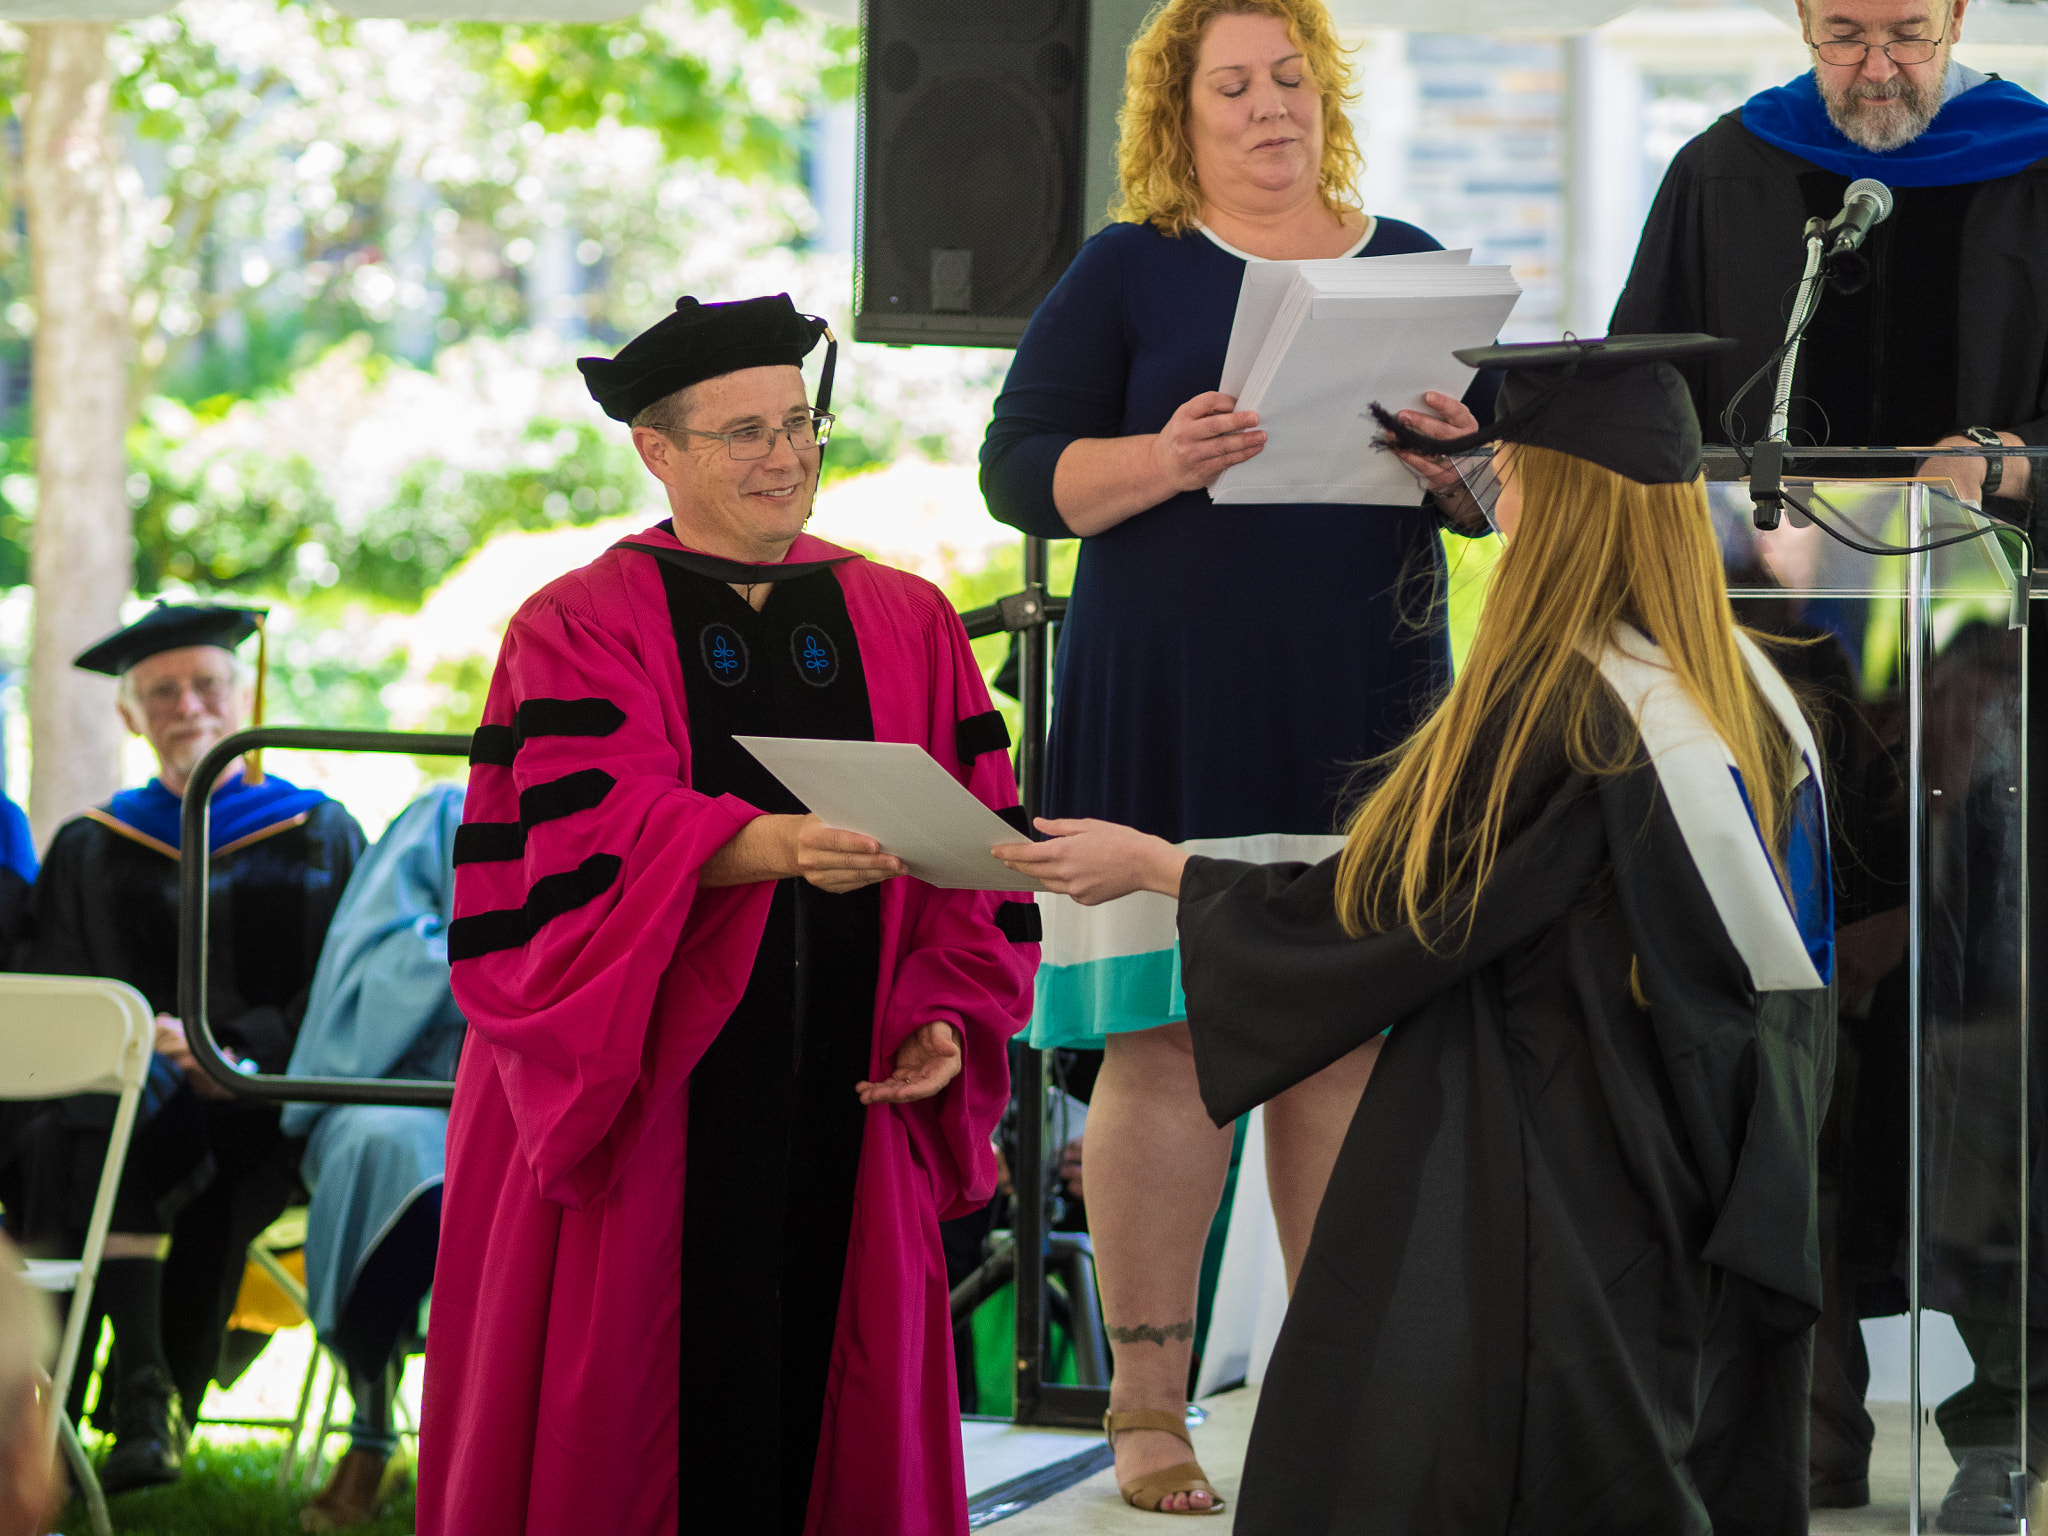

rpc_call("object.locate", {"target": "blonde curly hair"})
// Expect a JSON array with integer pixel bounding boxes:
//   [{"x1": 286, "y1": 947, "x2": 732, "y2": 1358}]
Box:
[{"x1": 1113, "y1": 0, "x2": 1365, "y2": 236}]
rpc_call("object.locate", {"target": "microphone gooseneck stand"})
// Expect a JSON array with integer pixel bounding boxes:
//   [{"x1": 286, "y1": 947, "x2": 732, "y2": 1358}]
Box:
[{"x1": 1740, "y1": 179, "x2": 1893, "y2": 532}]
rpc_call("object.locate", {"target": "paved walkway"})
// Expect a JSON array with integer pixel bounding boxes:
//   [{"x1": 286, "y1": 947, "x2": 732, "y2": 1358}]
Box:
[
  {"x1": 986, "y1": 1389, "x2": 2017, "y2": 1533},
  {"x1": 992, "y1": 1387, "x2": 1258, "y2": 1533}
]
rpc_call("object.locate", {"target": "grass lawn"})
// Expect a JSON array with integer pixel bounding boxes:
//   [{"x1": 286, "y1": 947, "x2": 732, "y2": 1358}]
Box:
[
  {"x1": 58, "y1": 1431, "x2": 416, "y2": 1536},
  {"x1": 56, "y1": 1326, "x2": 422, "y2": 1535}
]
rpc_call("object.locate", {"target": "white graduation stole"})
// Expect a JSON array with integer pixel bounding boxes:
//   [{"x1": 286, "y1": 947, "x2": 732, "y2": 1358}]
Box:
[{"x1": 1593, "y1": 624, "x2": 1832, "y2": 994}]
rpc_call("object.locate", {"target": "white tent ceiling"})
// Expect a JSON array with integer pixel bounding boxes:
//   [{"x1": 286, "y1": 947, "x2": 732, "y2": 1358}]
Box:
[
  {"x1": 1321, "y1": 0, "x2": 2048, "y2": 39},
  {"x1": 0, "y1": 1, "x2": 176, "y2": 16},
  {"x1": 0, "y1": 0, "x2": 644, "y2": 15},
  {"x1": 0, "y1": 0, "x2": 2040, "y2": 46}
]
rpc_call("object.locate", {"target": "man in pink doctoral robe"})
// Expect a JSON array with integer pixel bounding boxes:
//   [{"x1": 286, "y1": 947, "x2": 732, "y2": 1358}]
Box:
[{"x1": 417, "y1": 294, "x2": 1039, "y2": 1536}]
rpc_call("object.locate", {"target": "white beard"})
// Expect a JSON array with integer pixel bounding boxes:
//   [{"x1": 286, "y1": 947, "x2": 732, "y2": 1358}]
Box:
[{"x1": 1817, "y1": 64, "x2": 1945, "y2": 151}]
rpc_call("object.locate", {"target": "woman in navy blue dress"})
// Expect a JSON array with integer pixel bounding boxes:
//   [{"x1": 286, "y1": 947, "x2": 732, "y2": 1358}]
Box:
[{"x1": 980, "y1": 0, "x2": 1491, "y2": 1515}]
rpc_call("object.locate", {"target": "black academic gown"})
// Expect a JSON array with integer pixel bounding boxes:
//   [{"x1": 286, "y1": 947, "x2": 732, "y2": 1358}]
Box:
[
  {"x1": 3, "y1": 800, "x2": 362, "y2": 1415},
  {"x1": 1180, "y1": 740, "x2": 1830, "y2": 1535},
  {"x1": 1610, "y1": 112, "x2": 2048, "y2": 458}
]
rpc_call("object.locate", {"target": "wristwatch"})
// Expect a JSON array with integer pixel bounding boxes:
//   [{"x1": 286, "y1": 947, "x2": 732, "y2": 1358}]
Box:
[{"x1": 1964, "y1": 426, "x2": 2006, "y2": 497}]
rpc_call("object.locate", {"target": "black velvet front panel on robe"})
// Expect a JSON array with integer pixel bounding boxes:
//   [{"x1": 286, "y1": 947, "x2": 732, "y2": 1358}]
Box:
[
  {"x1": 653, "y1": 557, "x2": 881, "y2": 1536},
  {"x1": 1610, "y1": 115, "x2": 2048, "y2": 457},
  {"x1": 1178, "y1": 735, "x2": 1831, "y2": 1535}
]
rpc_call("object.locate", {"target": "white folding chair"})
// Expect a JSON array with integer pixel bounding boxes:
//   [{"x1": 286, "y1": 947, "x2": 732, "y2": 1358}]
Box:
[{"x1": 0, "y1": 973, "x2": 153, "y2": 1536}]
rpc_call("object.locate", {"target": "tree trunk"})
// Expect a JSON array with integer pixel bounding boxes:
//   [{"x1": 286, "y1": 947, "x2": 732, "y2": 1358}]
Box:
[{"x1": 23, "y1": 23, "x2": 129, "y2": 849}]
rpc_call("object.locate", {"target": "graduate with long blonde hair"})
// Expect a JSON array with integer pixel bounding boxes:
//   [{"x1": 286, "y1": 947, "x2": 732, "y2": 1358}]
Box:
[{"x1": 996, "y1": 335, "x2": 1833, "y2": 1534}]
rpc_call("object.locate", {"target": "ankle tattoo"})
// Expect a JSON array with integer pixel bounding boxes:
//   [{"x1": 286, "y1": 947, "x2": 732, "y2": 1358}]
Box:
[{"x1": 1106, "y1": 1319, "x2": 1194, "y2": 1347}]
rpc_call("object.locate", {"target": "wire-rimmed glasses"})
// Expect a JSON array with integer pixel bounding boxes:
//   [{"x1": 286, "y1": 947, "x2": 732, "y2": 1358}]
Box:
[
  {"x1": 655, "y1": 409, "x2": 836, "y2": 461},
  {"x1": 1804, "y1": 21, "x2": 1947, "y2": 67}
]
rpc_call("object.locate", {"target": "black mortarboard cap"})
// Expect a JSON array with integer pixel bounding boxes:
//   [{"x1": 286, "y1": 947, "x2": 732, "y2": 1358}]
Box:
[
  {"x1": 73, "y1": 602, "x2": 265, "y2": 676},
  {"x1": 1374, "y1": 333, "x2": 1738, "y2": 486},
  {"x1": 577, "y1": 293, "x2": 836, "y2": 424}
]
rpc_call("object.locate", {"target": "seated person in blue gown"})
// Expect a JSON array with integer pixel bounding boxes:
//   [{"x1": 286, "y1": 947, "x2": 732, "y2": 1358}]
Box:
[
  {"x1": 284, "y1": 784, "x2": 464, "y2": 1532},
  {"x1": 0, "y1": 789, "x2": 32, "y2": 962}
]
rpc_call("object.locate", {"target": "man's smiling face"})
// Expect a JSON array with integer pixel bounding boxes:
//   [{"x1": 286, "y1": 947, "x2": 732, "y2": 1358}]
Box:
[{"x1": 630, "y1": 363, "x2": 820, "y2": 562}]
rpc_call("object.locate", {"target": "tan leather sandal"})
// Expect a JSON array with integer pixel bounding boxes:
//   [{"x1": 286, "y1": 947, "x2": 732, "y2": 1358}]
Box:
[{"x1": 1104, "y1": 1408, "x2": 1227, "y2": 1515}]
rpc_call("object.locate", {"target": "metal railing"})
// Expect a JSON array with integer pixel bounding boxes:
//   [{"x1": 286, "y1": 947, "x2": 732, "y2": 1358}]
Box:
[
  {"x1": 176, "y1": 728, "x2": 470, "y2": 1107},
  {"x1": 172, "y1": 545, "x2": 1098, "y2": 1425}
]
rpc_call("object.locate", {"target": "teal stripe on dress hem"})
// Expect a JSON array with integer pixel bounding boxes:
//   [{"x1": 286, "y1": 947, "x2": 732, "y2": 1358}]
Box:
[{"x1": 1026, "y1": 947, "x2": 1189, "y2": 1050}]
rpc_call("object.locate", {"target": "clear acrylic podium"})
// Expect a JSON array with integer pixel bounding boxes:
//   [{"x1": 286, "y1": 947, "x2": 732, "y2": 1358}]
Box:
[{"x1": 1707, "y1": 469, "x2": 2031, "y2": 1532}]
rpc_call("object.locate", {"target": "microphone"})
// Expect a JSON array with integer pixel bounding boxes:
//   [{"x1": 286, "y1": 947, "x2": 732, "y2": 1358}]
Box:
[{"x1": 1826, "y1": 178, "x2": 1893, "y2": 256}]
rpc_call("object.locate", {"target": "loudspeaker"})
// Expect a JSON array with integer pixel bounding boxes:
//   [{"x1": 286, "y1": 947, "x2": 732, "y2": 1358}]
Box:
[{"x1": 855, "y1": 0, "x2": 1154, "y2": 348}]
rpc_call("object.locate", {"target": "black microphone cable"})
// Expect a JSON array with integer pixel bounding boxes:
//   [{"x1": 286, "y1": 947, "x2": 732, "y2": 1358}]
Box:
[{"x1": 1774, "y1": 483, "x2": 2033, "y2": 625}]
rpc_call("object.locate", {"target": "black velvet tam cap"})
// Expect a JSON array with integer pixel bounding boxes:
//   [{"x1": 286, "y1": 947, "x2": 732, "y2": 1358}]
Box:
[
  {"x1": 577, "y1": 294, "x2": 832, "y2": 424},
  {"x1": 1374, "y1": 333, "x2": 1738, "y2": 486},
  {"x1": 73, "y1": 602, "x2": 264, "y2": 676}
]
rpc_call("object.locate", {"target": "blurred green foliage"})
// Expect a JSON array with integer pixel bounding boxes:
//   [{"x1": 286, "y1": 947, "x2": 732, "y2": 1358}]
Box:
[
  {"x1": 127, "y1": 408, "x2": 647, "y2": 605},
  {"x1": 0, "y1": 0, "x2": 860, "y2": 603},
  {"x1": 460, "y1": 1, "x2": 856, "y2": 174}
]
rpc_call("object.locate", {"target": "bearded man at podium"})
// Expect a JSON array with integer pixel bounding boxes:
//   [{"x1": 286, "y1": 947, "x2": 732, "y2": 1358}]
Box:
[{"x1": 1612, "y1": 1, "x2": 2048, "y2": 1526}]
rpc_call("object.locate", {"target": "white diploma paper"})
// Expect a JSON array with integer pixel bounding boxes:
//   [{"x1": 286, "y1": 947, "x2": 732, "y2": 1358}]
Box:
[
  {"x1": 1217, "y1": 247, "x2": 1473, "y2": 399},
  {"x1": 734, "y1": 736, "x2": 1042, "y2": 893},
  {"x1": 1211, "y1": 254, "x2": 1522, "y2": 507}
]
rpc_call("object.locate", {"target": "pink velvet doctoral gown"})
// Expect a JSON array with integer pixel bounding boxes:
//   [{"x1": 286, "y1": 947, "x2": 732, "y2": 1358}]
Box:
[{"x1": 417, "y1": 527, "x2": 1038, "y2": 1536}]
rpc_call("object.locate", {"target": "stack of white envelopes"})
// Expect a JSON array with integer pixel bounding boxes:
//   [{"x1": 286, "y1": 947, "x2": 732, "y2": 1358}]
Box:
[{"x1": 1210, "y1": 248, "x2": 1523, "y2": 507}]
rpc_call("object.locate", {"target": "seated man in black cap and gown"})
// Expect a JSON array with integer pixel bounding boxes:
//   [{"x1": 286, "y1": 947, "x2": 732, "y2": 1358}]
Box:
[
  {"x1": 416, "y1": 295, "x2": 1037, "y2": 1536},
  {"x1": 0, "y1": 604, "x2": 363, "y2": 1493},
  {"x1": 998, "y1": 335, "x2": 1834, "y2": 1536}
]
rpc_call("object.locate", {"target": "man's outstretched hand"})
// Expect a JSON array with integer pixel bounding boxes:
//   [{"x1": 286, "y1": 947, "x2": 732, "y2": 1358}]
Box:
[
  {"x1": 701, "y1": 812, "x2": 906, "y2": 893},
  {"x1": 856, "y1": 1022, "x2": 962, "y2": 1105}
]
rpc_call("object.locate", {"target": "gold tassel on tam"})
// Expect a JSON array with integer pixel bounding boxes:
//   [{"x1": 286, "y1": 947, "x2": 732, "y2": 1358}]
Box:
[{"x1": 245, "y1": 613, "x2": 268, "y2": 786}]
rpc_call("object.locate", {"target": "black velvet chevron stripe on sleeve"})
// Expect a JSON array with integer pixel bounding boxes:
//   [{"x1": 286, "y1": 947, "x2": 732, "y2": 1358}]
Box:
[
  {"x1": 453, "y1": 822, "x2": 524, "y2": 865},
  {"x1": 453, "y1": 770, "x2": 618, "y2": 866},
  {"x1": 518, "y1": 768, "x2": 616, "y2": 827},
  {"x1": 470, "y1": 699, "x2": 625, "y2": 769},
  {"x1": 995, "y1": 900, "x2": 1042, "y2": 944},
  {"x1": 955, "y1": 710, "x2": 1011, "y2": 762},
  {"x1": 994, "y1": 805, "x2": 1031, "y2": 837},
  {"x1": 447, "y1": 853, "x2": 624, "y2": 961},
  {"x1": 515, "y1": 697, "x2": 626, "y2": 743},
  {"x1": 470, "y1": 725, "x2": 516, "y2": 767}
]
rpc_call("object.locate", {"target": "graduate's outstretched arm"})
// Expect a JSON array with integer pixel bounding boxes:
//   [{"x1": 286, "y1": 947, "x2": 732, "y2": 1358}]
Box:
[{"x1": 993, "y1": 817, "x2": 1187, "y2": 905}]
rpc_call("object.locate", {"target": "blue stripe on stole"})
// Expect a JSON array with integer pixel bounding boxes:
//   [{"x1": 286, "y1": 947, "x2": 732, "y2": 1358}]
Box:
[{"x1": 1729, "y1": 766, "x2": 1836, "y2": 985}]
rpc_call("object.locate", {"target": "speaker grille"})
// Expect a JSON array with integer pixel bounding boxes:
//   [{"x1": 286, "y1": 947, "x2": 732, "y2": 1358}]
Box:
[
  {"x1": 878, "y1": 39, "x2": 918, "y2": 94},
  {"x1": 878, "y1": 76, "x2": 1065, "y2": 318},
  {"x1": 858, "y1": 0, "x2": 1086, "y2": 345}
]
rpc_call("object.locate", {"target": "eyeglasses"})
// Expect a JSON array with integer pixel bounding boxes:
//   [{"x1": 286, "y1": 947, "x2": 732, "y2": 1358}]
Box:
[
  {"x1": 135, "y1": 674, "x2": 234, "y2": 714},
  {"x1": 654, "y1": 410, "x2": 835, "y2": 461},
  {"x1": 1805, "y1": 21, "x2": 1948, "y2": 66}
]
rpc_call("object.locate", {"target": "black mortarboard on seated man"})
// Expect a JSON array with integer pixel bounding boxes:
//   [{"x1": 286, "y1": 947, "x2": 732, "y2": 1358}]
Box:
[
  {"x1": 73, "y1": 601, "x2": 264, "y2": 676},
  {"x1": 75, "y1": 600, "x2": 272, "y2": 781},
  {"x1": 1375, "y1": 333, "x2": 1739, "y2": 490},
  {"x1": 576, "y1": 293, "x2": 837, "y2": 426}
]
